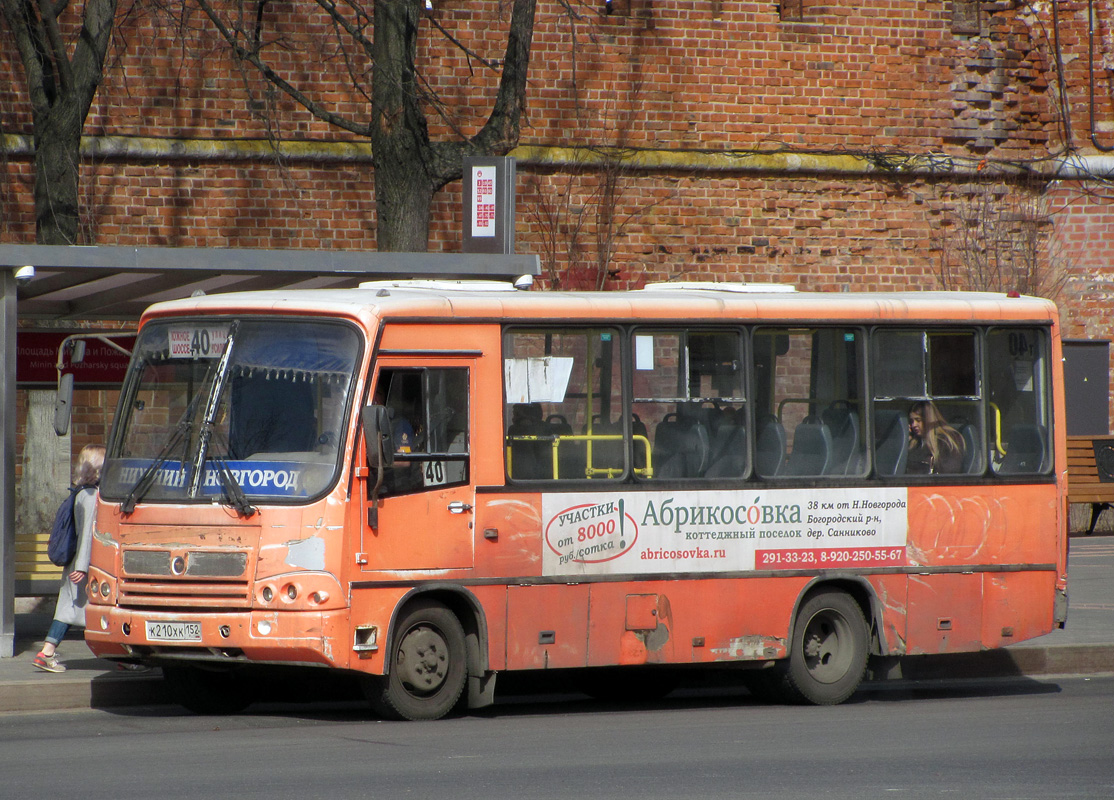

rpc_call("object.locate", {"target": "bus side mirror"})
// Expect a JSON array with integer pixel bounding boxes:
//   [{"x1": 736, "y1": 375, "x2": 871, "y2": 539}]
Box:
[
  {"x1": 54, "y1": 373, "x2": 74, "y2": 436},
  {"x1": 53, "y1": 338, "x2": 88, "y2": 437},
  {"x1": 361, "y1": 405, "x2": 395, "y2": 469}
]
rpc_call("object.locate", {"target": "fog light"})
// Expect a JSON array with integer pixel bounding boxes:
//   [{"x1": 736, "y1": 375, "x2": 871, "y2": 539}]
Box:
[
  {"x1": 219, "y1": 625, "x2": 231, "y2": 638},
  {"x1": 122, "y1": 622, "x2": 131, "y2": 636},
  {"x1": 100, "y1": 616, "x2": 109, "y2": 631},
  {"x1": 257, "y1": 620, "x2": 272, "y2": 635}
]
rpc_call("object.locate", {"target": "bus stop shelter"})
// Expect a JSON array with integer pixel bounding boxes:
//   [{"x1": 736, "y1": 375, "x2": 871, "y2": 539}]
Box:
[{"x1": 0, "y1": 244, "x2": 539, "y2": 657}]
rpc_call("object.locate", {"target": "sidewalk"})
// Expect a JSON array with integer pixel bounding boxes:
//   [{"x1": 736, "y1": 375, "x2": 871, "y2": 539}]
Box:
[{"x1": 2, "y1": 534, "x2": 1111, "y2": 714}]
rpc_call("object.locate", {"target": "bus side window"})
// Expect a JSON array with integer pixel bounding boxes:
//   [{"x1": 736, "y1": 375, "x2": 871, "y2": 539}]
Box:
[
  {"x1": 872, "y1": 329, "x2": 982, "y2": 478},
  {"x1": 987, "y1": 328, "x2": 1050, "y2": 475},
  {"x1": 633, "y1": 329, "x2": 745, "y2": 480},
  {"x1": 374, "y1": 367, "x2": 470, "y2": 494},
  {"x1": 503, "y1": 329, "x2": 622, "y2": 482},
  {"x1": 757, "y1": 327, "x2": 865, "y2": 479}
]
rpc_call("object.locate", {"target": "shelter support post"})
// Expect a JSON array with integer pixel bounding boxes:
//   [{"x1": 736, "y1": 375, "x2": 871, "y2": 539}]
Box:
[{"x1": 1, "y1": 270, "x2": 16, "y2": 657}]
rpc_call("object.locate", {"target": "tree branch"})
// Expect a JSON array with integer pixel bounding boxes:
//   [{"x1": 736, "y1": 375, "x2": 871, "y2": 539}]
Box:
[
  {"x1": 36, "y1": 0, "x2": 73, "y2": 94},
  {"x1": 194, "y1": 0, "x2": 373, "y2": 137}
]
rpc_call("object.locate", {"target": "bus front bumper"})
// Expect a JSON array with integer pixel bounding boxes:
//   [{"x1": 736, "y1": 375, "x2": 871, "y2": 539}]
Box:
[{"x1": 84, "y1": 606, "x2": 351, "y2": 669}]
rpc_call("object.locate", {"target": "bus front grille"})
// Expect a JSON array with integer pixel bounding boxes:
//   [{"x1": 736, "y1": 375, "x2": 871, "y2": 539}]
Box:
[
  {"x1": 117, "y1": 577, "x2": 252, "y2": 609},
  {"x1": 119, "y1": 547, "x2": 252, "y2": 609}
]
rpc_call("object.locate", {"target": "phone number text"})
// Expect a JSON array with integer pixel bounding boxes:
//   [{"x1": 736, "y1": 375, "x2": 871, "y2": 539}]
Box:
[{"x1": 756, "y1": 547, "x2": 906, "y2": 569}]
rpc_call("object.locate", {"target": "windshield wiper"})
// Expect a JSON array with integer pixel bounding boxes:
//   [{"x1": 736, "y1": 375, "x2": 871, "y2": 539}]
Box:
[
  {"x1": 208, "y1": 432, "x2": 257, "y2": 518},
  {"x1": 188, "y1": 321, "x2": 238, "y2": 499},
  {"x1": 120, "y1": 414, "x2": 193, "y2": 515},
  {"x1": 182, "y1": 322, "x2": 256, "y2": 518}
]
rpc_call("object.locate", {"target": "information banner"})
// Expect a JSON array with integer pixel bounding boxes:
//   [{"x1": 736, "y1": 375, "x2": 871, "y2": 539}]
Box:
[
  {"x1": 110, "y1": 458, "x2": 322, "y2": 498},
  {"x1": 541, "y1": 487, "x2": 908, "y2": 577}
]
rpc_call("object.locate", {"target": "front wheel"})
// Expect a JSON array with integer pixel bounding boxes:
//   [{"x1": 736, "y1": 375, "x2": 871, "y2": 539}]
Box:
[
  {"x1": 784, "y1": 590, "x2": 869, "y2": 705},
  {"x1": 364, "y1": 600, "x2": 467, "y2": 721}
]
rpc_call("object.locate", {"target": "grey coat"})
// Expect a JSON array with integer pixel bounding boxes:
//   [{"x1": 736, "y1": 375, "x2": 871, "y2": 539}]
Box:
[{"x1": 52, "y1": 487, "x2": 96, "y2": 628}]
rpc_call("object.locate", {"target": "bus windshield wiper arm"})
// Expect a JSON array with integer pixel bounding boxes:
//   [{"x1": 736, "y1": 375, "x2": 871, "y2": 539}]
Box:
[
  {"x1": 188, "y1": 321, "x2": 238, "y2": 499},
  {"x1": 208, "y1": 432, "x2": 256, "y2": 518},
  {"x1": 120, "y1": 416, "x2": 192, "y2": 515}
]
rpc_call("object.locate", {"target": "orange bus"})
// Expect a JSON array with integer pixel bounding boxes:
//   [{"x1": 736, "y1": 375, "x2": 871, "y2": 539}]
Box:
[{"x1": 83, "y1": 281, "x2": 1068, "y2": 719}]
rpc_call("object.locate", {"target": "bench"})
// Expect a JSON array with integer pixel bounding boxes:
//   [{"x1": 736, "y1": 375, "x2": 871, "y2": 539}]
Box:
[{"x1": 1067, "y1": 435, "x2": 1114, "y2": 534}]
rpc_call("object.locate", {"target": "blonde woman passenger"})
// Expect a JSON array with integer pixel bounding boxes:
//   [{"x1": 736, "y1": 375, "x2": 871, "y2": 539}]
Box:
[{"x1": 907, "y1": 401, "x2": 965, "y2": 476}]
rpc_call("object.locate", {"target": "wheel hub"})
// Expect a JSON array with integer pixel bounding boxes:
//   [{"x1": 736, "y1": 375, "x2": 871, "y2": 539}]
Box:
[
  {"x1": 396, "y1": 625, "x2": 449, "y2": 694},
  {"x1": 802, "y1": 612, "x2": 852, "y2": 684}
]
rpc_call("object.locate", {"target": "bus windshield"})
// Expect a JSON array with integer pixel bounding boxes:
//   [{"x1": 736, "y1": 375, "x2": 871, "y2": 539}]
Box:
[{"x1": 101, "y1": 318, "x2": 361, "y2": 505}]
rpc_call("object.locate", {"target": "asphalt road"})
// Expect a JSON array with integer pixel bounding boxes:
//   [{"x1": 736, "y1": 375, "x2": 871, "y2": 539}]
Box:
[{"x1": 2, "y1": 675, "x2": 1111, "y2": 799}]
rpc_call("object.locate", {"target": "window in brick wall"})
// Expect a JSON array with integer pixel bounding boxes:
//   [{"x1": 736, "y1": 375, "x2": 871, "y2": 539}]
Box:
[
  {"x1": 778, "y1": 0, "x2": 804, "y2": 21},
  {"x1": 951, "y1": 0, "x2": 980, "y2": 35}
]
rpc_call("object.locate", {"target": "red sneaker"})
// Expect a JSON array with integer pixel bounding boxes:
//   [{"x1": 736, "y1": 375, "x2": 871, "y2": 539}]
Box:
[{"x1": 32, "y1": 652, "x2": 66, "y2": 673}]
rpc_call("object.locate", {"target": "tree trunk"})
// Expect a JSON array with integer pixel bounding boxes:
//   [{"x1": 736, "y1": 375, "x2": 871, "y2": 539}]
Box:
[
  {"x1": 374, "y1": 158, "x2": 436, "y2": 252},
  {"x1": 371, "y1": 0, "x2": 435, "y2": 252},
  {"x1": 1, "y1": 0, "x2": 118, "y2": 245},
  {"x1": 33, "y1": 114, "x2": 83, "y2": 245}
]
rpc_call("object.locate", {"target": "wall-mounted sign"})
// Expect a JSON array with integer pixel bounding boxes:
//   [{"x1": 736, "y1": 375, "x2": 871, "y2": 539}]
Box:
[
  {"x1": 462, "y1": 156, "x2": 516, "y2": 255},
  {"x1": 17, "y1": 331, "x2": 135, "y2": 387}
]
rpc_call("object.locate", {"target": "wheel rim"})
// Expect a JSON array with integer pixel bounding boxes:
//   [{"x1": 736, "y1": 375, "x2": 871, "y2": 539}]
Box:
[
  {"x1": 395, "y1": 624, "x2": 450, "y2": 697},
  {"x1": 800, "y1": 608, "x2": 854, "y2": 685}
]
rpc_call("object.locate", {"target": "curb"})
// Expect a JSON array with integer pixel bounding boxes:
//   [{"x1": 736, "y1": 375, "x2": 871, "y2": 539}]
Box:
[{"x1": 0, "y1": 671, "x2": 169, "y2": 714}]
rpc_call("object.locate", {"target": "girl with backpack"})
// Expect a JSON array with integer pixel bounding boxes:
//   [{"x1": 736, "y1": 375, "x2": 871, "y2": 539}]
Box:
[{"x1": 33, "y1": 445, "x2": 105, "y2": 673}]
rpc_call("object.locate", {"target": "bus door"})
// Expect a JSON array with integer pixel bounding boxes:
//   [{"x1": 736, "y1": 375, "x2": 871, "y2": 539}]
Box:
[{"x1": 361, "y1": 360, "x2": 475, "y2": 571}]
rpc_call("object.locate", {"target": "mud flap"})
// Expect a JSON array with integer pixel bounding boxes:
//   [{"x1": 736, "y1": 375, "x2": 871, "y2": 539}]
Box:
[{"x1": 468, "y1": 671, "x2": 497, "y2": 709}]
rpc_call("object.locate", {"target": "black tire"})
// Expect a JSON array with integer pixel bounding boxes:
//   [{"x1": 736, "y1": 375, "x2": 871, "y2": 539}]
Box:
[
  {"x1": 784, "y1": 590, "x2": 869, "y2": 705},
  {"x1": 364, "y1": 600, "x2": 467, "y2": 721},
  {"x1": 163, "y1": 664, "x2": 256, "y2": 715}
]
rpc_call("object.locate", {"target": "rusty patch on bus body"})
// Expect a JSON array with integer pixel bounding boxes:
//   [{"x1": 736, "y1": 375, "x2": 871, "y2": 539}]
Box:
[
  {"x1": 620, "y1": 594, "x2": 674, "y2": 663},
  {"x1": 711, "y1": 635, "x2": 787, "y2": 661}
]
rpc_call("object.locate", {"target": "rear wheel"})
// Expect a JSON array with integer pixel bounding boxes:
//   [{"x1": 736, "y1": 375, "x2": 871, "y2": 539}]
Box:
[
  {"x1": 163, "y1": 665, "x2": 256, "y2": 715},
  {"x1": 784, "y1": 590, "x2": 869, "y2": 705},
  {"x1": 364, "y1": 600, "x2": 467, "y2": 721}
]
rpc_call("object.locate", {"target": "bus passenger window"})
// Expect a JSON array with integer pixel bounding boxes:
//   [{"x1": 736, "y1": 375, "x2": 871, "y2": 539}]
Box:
[
  {"x1": 504, "y1": 329, "x2": 622, "y2": 481},
  {"x1": 872, "y1": 329, "x2": 981, "y2": 477},
  {"x1": 987, "y1": 328, "x2": 1050, "y2": 474},
  {"x1": 633, "y1": 330, "x2": 746, "y2": 480},
  {"x1": 755, "y1": 327, "x2": 865, "y2": 478}
]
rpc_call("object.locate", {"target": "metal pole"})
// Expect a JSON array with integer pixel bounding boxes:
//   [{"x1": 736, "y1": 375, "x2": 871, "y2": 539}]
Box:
[{"x1": 0, "y1": 270, "x2": 17, "y2": 657}]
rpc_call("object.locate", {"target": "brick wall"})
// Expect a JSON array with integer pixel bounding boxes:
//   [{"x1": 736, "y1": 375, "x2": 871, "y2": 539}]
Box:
[{"x1": 3, "y1": 0, "x2": 1114, "y2": 455}]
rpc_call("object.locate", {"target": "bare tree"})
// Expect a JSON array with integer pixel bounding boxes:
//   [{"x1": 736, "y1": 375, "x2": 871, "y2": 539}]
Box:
[
  {"x1": 526, "y1": 148, "x2": 663, "y2": 290},
  {"x1": 933, "y1": 179, "x2": 1069, "y2": 300},
  {"x1": 524, "y1": 5, "x2": 664, "y2": 290},
  {"x1": 192, "y1": 0, "x2": 537, "y2": 252},
  {"x1": 1, "y1": 0, "x2": 119, "y2": 244}
]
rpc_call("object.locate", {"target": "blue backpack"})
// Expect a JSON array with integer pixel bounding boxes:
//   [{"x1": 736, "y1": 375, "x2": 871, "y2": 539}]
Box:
[{"x1": 47, "y1": 487, "x2": 81, "y2": 567}]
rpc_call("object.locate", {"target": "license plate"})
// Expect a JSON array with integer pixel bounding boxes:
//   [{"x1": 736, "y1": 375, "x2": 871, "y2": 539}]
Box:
[{"x1": 145, "y1": 620, "x2": 202, "y2": 642}]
